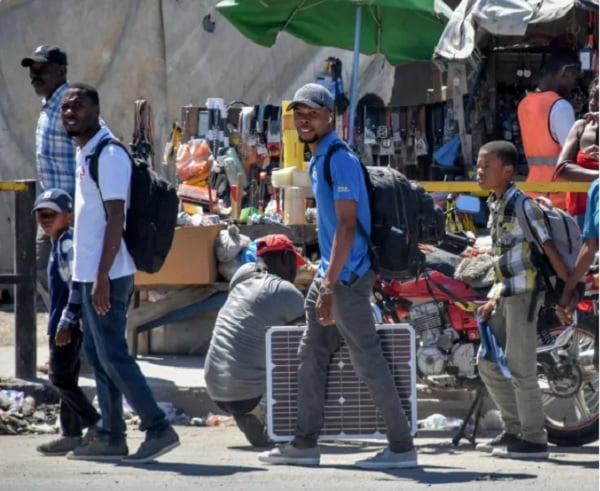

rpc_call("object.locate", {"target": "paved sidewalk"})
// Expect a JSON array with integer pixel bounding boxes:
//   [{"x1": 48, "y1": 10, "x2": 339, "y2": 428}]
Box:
[
  {"x1": 0, "y1": 345, "x2": 219, "y2": 417},
  {"x1": 0, "y1": 345, "x2": 476, "y2": 420},
  {"x1": 1, "y1": 425, "x2": 598, "y2": 491}
]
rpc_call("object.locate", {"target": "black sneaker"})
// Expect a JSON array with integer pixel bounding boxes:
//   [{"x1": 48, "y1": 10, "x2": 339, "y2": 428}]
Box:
[
  {"x1": 492, "y1": 439, "x2": 548, "y2": 459},
  {"x1": 476, "y1": 431, "x2": 520, "y2": 453}
]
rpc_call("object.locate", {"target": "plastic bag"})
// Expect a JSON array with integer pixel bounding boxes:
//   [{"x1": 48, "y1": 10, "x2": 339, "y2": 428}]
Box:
[
  {"x1": 176, "y1": 139, "x2": 214, "y2": 181},
  {"x1": 215, "y1": 224, "x2": 250, "y2": 262}
]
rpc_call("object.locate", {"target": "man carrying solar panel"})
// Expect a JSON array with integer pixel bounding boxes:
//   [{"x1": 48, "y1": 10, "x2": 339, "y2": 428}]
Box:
[{"x1": 204, "y1": 234, "x2": 306, "y2": 446}]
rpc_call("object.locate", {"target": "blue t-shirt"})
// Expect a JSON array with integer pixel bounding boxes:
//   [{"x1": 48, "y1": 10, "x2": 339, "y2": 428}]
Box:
[
  {"x1": 309, "y1": 132, "x2": 371, "y2": 281},
  {"x1": 583, "y1": 178, "x2": 599, "y2": 240}
]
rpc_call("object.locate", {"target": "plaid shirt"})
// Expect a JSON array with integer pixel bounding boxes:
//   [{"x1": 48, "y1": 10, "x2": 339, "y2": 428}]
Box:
[
  {"x1": 36, "y1": 82, "x2": 76, "y2": 194},
  {"x1": 487, "y1": 184, "x2": 551, "y2": 299}
]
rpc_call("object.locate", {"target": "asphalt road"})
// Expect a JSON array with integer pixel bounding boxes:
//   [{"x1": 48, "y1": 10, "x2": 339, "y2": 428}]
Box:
[{"x1": 1, "y1": 424, "x2": 597, "y2": 491}]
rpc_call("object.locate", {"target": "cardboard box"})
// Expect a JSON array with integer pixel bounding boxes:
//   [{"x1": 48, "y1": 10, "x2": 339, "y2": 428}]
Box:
[{"x1": 135, "y1": 224, "x2": 225, "y2": 286}]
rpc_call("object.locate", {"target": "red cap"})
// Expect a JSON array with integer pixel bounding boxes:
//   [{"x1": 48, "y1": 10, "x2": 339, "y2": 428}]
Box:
[{"x1": 256, "y1": 234, "x2": 307, "y2": 267}]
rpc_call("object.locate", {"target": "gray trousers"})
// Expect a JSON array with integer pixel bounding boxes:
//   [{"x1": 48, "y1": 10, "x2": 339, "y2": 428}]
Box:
[
  {"x1": 293, "y1": 270, "x2": 413, "y2": 453},
  {"x1": 478, "y1": 291, "x2": 547, "y2": 444}
]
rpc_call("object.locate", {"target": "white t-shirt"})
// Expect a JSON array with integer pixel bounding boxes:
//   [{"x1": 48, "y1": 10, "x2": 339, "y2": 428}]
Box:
[
  {"x1": 73, "y1": 126, "x2": 136, "y2": 282},
  {"x1": 550, "y1": 98, "x2": 576, "y2": 146}
]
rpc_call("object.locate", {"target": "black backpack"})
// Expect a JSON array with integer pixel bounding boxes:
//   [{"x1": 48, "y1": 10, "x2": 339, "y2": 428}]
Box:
[
  {"x1": 88, "y1": 138, "x2": 179, "y2": 274},
  {"x1": 323, "y1": 142, "x2": 445, "y2": 278}
]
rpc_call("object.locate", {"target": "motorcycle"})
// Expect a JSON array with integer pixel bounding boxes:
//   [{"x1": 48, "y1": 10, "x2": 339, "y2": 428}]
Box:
[{"x1": 373, "y1": 229, "x2": 599, "y2": 447}]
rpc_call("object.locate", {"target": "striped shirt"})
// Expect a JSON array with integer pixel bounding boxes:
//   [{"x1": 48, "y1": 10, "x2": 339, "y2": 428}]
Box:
[
  {"x1": 487, "y1": 184, "x2": 551, "y2": 299},
  {"x1": 36, "y1": 82, "x2": 77, "y2": 194}
]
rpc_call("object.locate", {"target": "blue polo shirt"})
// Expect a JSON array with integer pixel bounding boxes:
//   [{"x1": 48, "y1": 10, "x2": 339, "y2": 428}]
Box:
[
  {"x1": 583, "y1": 178, "x2": 599, "y2": 240},
  {"x1": 309, "y1": 132, "x2": 371, "y2": 282}
]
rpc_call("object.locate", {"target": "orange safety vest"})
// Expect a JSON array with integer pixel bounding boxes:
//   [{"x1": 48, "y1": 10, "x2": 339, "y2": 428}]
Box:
[{"x1": 517, "y1": 91, "x2": 566, "y2": 210}]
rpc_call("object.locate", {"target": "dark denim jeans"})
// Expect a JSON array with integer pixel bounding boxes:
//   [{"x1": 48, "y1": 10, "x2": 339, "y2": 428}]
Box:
[{"x1": 79, "y1": 275, "x2": 168, "y2": 443}]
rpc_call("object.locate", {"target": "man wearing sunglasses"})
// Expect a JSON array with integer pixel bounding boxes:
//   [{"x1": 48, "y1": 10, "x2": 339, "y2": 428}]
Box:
[
  {"x1": 22, "y1": 45, "x2": 73, "y2": 314},
  {"x1": 517, "y1": 47, "x2": 581, "y2": 210}
]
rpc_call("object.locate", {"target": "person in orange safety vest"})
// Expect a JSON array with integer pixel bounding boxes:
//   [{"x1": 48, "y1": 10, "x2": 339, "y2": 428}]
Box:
[{"x1": 517, "y1": 48, "x2": 581, "y2": 210}]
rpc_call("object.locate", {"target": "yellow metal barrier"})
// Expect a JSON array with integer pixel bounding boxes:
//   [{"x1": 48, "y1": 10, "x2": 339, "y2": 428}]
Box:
[
  {"x1": 420, "y1": 181, "x2": 591, "y2": 194},
  {"x1": 0, "y1": 181, "x2": 30, "y2": 192}
]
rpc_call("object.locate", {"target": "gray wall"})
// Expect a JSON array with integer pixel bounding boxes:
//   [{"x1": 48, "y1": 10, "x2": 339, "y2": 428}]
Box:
[{"x1": 0, "y1": 0, "x2": 396, "y2": 273}]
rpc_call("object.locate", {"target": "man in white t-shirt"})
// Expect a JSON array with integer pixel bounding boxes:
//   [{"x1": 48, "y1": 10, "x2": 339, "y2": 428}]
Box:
[{"x1": 59, "y1": 83, "x2": 179, "y2": 464}]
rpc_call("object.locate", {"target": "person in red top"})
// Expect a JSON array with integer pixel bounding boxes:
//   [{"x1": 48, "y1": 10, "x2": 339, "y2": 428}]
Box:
[{"x1": 554, "y1": 77, "x2": 599, "y2": 228}]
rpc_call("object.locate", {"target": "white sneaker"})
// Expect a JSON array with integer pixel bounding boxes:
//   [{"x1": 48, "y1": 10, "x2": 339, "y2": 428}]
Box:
[
  {"x1": 258, "y1": 443, "x2": 320, "y2": 466},
  {"x1": 354, "y1": 447, "x2": 418, "y2": 470}
]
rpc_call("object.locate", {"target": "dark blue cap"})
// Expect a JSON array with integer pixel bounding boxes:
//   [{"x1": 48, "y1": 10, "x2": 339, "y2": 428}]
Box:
[{"x1": 33, "y1": 188, "x2": 73, "y2": 214}]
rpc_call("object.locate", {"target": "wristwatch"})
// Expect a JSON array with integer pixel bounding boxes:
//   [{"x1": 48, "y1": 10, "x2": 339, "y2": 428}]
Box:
[{"x1": 318, "y1": 283, "x2": 334, "y2": 296}]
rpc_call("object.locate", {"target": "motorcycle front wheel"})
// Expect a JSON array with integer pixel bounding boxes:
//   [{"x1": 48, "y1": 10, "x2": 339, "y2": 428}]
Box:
[{"x1": 537, "y1": 308, "x2": 598, "y2": 447}]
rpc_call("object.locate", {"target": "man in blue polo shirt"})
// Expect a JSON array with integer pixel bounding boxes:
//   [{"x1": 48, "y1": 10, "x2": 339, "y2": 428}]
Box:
[{"x1": 259, "y1": 84, "x2": 416, "y2": 470}]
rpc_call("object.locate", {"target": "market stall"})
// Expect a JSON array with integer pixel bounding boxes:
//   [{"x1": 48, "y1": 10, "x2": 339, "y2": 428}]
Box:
[
  {"x1": 129, "y1": 98, "x2": 321, "y2": 355},
  {"x1": 433, "y1": 0, "x2": 599, "y2": 170}
]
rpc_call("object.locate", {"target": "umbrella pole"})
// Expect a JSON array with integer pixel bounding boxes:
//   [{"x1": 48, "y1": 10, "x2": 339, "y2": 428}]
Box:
[{"x1": 347, "y1": 5, "x2": 362, "y2": 148}]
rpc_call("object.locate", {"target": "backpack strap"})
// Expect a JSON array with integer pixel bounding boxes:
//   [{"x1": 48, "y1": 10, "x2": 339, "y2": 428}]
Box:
[
  {"x1": 86, "y1": 137, "x2": 131, "y2": 221},
  {"x1": 323, "y1": 142, "x2": 377, "y2": 269},
  {"x1": 322, "y1": 142, "x2": 374, "y2": 247},
  {"x1": 513, "y1": 192, "x2": 555, "y2": 298}
]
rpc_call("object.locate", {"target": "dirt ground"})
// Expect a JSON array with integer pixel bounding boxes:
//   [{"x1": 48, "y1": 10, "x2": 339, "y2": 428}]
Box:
[{"x1": 0, "y1": 311, "x2": 49, "y2": 346}]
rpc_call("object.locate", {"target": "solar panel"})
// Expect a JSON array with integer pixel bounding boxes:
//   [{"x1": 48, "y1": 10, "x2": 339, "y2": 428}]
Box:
[{"x1": 266, "y1": 323, "x2": 416, "y2": 442}]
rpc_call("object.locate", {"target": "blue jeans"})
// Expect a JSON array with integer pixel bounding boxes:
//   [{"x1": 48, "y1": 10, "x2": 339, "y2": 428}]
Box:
[{"x1": 79, "y1": 275, "x2": 168, "y2": 442}]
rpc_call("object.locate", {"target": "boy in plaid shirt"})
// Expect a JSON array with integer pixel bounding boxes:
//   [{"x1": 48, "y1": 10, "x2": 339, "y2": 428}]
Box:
[{"x1": 475, "y1": 141, "x2": 568, "y2": 459}]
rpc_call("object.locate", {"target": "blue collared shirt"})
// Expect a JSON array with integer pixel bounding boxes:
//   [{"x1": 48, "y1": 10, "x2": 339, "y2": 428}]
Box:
[
  {"x1": 35, "y1": 82, "x2": 77, "y2": 194},
  {"x1": 309, "y1": 131, "x2": 371, "y2": 281}
]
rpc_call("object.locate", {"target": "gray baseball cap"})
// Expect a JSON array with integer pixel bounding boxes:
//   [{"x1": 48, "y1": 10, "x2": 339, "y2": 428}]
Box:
[{"x1": 287, "y1": 83, "x2": 334, "y2": 112}]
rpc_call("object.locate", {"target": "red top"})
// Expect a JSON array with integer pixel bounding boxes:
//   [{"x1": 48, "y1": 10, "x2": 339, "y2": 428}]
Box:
[{"x1": 566, "y1": 151, "x2": 599, "y2": 216}]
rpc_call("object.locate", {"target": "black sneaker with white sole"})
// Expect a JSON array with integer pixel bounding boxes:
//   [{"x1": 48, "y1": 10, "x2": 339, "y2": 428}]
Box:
[
  {"x1": 492, "y1": 439, "x2": 548, "y2": 459},
  {"x1": 476, "y1": 431, "x2": 520, "y2": 453}
]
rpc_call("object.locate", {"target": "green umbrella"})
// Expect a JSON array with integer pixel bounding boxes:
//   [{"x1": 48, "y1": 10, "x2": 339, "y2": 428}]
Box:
[{"x1": 216, "y1": 0, "x2": 451, "y2": 144}]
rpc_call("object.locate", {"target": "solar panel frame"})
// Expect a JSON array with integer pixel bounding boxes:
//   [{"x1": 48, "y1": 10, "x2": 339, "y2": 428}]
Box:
[{"x1": 266, "y1": 323, "x2": 416, "y2": 442}]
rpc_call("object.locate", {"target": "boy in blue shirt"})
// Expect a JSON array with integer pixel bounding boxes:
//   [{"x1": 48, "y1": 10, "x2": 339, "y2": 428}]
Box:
[{"x1": 34, "y1": 189, "x2": 100, "y2": 455}]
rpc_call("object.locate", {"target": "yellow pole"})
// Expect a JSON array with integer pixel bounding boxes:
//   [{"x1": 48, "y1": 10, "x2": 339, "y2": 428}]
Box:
[{"x1": 281, "y1": 101, "x2": 305, "y2": 169}]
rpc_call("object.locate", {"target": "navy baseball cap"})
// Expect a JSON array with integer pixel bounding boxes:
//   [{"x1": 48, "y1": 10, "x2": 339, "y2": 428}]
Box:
[
  {"x1": 21, "y1": 45, "x2": 68, "y2": 67},
  {"x1": 287, "y1": 83, "x2": 334, "y2": 112},
  {"x1": 32, "y1": 189, "x2": 73, "y2": 214}
]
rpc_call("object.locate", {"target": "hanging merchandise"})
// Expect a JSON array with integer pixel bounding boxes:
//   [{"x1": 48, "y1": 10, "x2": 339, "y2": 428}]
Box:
[
  {"x1": 315, "y1": 57, "x2": 349, "y2": 113},
  {"x1": 131, "y1": 99, "x2": 155, "y2": 169},
  {"x1": 163, "y1": 121, "x2": 182, "y2": 166},
  {"x1": 579, "y1": 12, "x2": 598, "y2": 72},
  {"x1": 206, "y1": 98, "x2": 228, "y2": 156}
]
